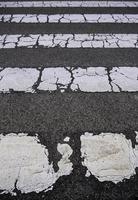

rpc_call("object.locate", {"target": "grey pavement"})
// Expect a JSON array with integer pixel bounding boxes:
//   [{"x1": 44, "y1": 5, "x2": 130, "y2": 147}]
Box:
[{"x1": 0, "y1": 1, "x2": 138, "y2": 200}]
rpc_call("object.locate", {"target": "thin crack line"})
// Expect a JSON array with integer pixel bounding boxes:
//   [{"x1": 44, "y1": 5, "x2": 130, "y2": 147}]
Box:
[{"x1": 32, "y1": 67, "x2": 44, "y2": 92}]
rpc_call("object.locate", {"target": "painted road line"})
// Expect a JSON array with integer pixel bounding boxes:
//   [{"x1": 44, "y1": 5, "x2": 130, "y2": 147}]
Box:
[
  {"x1": 0, "y1": 1, "x2": 137, "y2": 8},
  {"x1": 0, "y1": 133, "x2": 73, "y2": 194},
  {"x1": 81, "y1": 132, "x2": 138, "y2": 183},
  {"x1": 0, "y1": 67, "x2": 137, "y2": 93},
  {"x1": 1, "y1": 14, "x2": 138, "y2": 23},
  {"x1": 0, "y1": 34, "x2": 138, "y2": 48}
]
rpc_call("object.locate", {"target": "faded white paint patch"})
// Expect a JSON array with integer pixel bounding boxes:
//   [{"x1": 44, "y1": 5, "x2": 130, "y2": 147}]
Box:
[
  {"x1": 0, "y1": 133, "x2": 73, "y2": 194},
  {"x1": 0, "y1": 1, "x2": 137, "y2": 8},
  {"x1": 81, "y1": 132, "x2": 137, "y2": 183}
]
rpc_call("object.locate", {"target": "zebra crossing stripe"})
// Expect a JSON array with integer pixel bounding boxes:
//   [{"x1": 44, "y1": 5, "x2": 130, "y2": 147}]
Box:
[
  {"x1": 0, "y1": 1, "x2": 138, "y2": 8},
  {"x1": 0, "y1": 67, "x2": 137, "y2": 93},
  {"x1": 1, "y1": 14, "x2": 138, "y2": 23},
  {"x1": 0, "y1": 0, "x2": 138, "y2": 197},
  {"x1": 0, "y1": 34, "x2": 138, "y2": 48}
]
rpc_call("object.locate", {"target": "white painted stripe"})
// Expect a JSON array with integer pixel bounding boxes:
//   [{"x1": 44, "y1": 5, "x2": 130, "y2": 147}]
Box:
[
  {"x1": 1, "y1": 14, "x2": 138, "y2": 23},
  {"x1": 0, "y1": 34, "x2": 137, "y2": 48},
  {"x1": 0, "y1": 133, "x2": 73, "y2": 194},
  {"x1": 81, "y1": 132, "x2": 138, "y2": 183},
  {"x1": 0, "y1": 67, "x2": 137, "y2": 93},
  {"x1": 0, "y1": 1, "x2": 137, "y2": 8}
]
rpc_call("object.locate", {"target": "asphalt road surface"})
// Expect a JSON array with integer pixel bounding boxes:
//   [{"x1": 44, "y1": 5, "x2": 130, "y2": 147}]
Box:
[{"x1": 0, "y1": 1, "x2": 138, "y2": 200}]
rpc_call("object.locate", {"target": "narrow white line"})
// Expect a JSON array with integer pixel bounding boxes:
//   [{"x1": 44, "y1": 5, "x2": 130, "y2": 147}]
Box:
[
  {"x1": 1, "y1": 14, "x2": 138, "y2": 23},
  {"x1": 0, "y1": 67, "x2": 137, "y2": 93},
  {"x1": 0, "y1": 1, "x2": 137, "y2": 8},
  {"x1": 0, "y1": 34, "x2": 137, "y2": 48}
]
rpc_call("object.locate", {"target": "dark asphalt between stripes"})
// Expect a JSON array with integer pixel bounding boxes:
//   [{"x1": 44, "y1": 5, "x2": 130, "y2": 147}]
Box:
[
  {"x1": 1, "y1": 7, "x2": 138, "y2": 14},
  {"x1": 0, "y1": 92, "x2": 138, "y2": 133},
  {"x1": 1, "y1": 23, "x2": 138, "y2": 34},
  {"x1": 0, "y1": 48, "x2": 138, "y2": 67}
]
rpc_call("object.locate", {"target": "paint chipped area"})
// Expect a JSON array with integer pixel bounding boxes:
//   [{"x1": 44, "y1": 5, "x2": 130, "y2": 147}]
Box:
[
  {"x1": 81, "y1": 132, "x2": 138, "y2": 183},
  {"x1": 0, "y1": 34, "x2": 138, "y2": 48},
  {"x1": 0, "y1": 67, "x2": 138, "y2": 93},
  {"x1": 0, "y1": 133, "x2": 73, "y2": 195}
]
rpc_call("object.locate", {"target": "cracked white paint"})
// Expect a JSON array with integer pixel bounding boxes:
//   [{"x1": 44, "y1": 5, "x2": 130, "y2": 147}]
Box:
[
  {"x1": 0, "y1": 34, "x2": 138, "y2": 48},
  {"x1": 0, "y1": 1, "x2": 137, "y2": 8},
  {"x1": 1, "y1": 14, "x2": 138, "y2": 23},
  {"x1": 70, "y1": 67, "x2": 111, "y2": 92},
  {"x1": 38, "y1": 67, "x2": 71, "y2": 91},
  {"x1": 0, "y1": 133, "x2": 73, "y2": 194},
  {"x1": 0, "y1": 67, "x2": 138, "y2": 93},
  {"x1": 0, "y1": 68, "x2": 39, "y2": 92},
  {"x1": 81, "y1": 132, "x2": 138, "y2": 183},
  {"x1": 109, "y1": 67, "x2": 138, "y2": 91}
]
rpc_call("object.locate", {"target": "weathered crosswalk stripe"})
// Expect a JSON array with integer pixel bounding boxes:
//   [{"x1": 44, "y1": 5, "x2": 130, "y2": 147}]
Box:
[
  {"x1": 0, "y1": 1, "x2": 138, "y2": 8},
  {"x1": 1, "y1": 14, "x2": 138, "y2": 23},
  {"x1": 0, "y1": 0, "x2": 138, "y2": 198},
  {"x1": 0, "y1": 67, "x2": 137, "y2": 93},
  {"x1": 0, "y1": 34, "x2": 138, "y2": 48},
  {"x1": 81, "y1": 132, "x2": 138, "y2": 183},
  {"x1": 0, "y1": 133, "x2": 73, "y2": 194}
]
